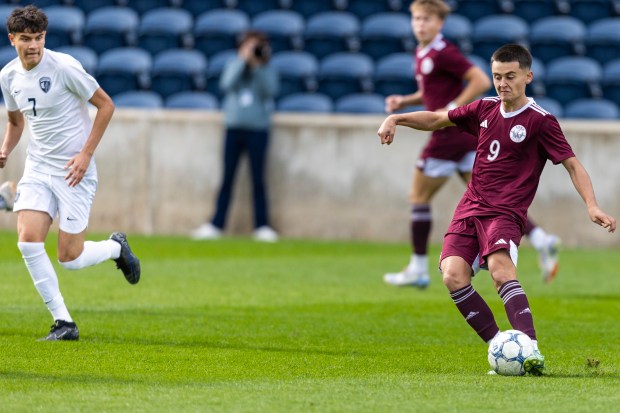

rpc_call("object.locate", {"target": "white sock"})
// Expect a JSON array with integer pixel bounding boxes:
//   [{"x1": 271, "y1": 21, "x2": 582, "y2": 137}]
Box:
[
  {"x1": 18, "y1": 242, "x2": 73, "y2": 322},
  {"x1": 59, "y1": 240, "x2": 121, "y2": 270},
  {"x1": 409, "y1": 254, "x2": 428, "y2": 273},
  {"x1": 528, "y1": 227, "x2": 548, "y2": 251},
  {"x1": 531, "y1": 340, "x2": 539, "y2": 351}
]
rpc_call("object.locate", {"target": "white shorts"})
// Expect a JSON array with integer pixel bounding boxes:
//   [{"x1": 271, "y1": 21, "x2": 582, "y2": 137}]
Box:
[
  {"x1": 13, "y1": 169, "x2": 97, "y2": 234},
  {"x1": 417, "y1": 151, "x2": 476, "y2": 178}
]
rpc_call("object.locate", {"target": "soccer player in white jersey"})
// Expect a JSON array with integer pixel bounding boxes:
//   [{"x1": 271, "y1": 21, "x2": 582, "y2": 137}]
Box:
[
  {"x1": 0, "y1": 6, "x2": 141, "y2": 341},
  {"x1": 377, "y1": 44, "x2": 616, "y2": 375}
]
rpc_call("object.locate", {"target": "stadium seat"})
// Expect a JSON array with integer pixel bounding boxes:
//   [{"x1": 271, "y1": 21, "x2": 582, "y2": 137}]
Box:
[
  {"x1": 0, "y1": 5, "x2": 17, "y2": 48},
  {"x1": 30, "y1": 0, "x2": 66, "y2": 6},
  {"x1": 56, "y1": 45, "x2": 98, "y2": 74},
  {"x1": 277, "y1": 92, "x2": 334, "y2": 113},
  {"x1": 318, "y1": 52, "x2": 374, "y2": 100},
  {"x1": 251, "y1": 10, "x2": 305, "y2": 53},
  {"x1": 568, "y1": 0, "x2": 613, "y2": 24},
  {"x1": 43, "y1": 6, "x2": 85, "y2": 50},
  {"x1": 194, "y1": 9, "x2": 250, "y2": 57},
  {"x1": 601, "y1": 59, "x2": 620, "y2": 106},
  {"x1": 335, "y1": 93, "x2": 385, "y2": 114},
  {"x1": 304, "y1": 11, "x2": 360, "y2": 60},
  {"x1": 472, "y1": 15, "x2": 529, "y2": 60},
  {"x1": 528, "y1": 56, "x2": 546, "y2": 97},
  {"x1": 359, "y1": 13, "x2": 414, "y2": 61},
  {"x1": 236, "y1": 0, "x2": 281, "y2": 17},
  {"x1": 83, "y1": 7, "x2": 139, "y2": 54},
  {"x1": 138, "y1": 8, "x2": 193, "y2": 56},
  {"x1": 442, "y1": 14, "x2": 473, "y2": 55},
  {"x1": 533, "y1": 96, "x2": 563, "y2": 118},
  {"x1": 373, "y1": 53, "x2": 416, "y2": 97},
  {"x1": 510, "y1": 0, "x2": 558, "y2": 23},
  {"x1": 530, "y1": 16, "x2": 587, "y2": 64},
  {"x1": 150, "y1": 49, "x2": 207, "y2": 98},
  {"x1": 586, "y1": 18, "x2": 620, "y2": 66},
  {"x1": 0, "y1": 46, "x2": 17, "y2": 69},
  {"x1": 96, "y1": 47, "x2": 152, "y2": 97},
  {"x1": 545, "y1": 56, "x2": 602, "y2": 105},
  {"x1": 72, "y1": 0, "x2": 121, "y2": 15},
  {"x1": 452, "y1": 0, "x2": 502, "y2": 22},
  {"x1": 270, "y1": 51, "x2": 319, "y2": 97},
  {"x1": 182, "y1": 0, "x2": 232, "y2": 17},
  {"x1": 165, "y1": 91, "x2": 219, "y2": 110},
  {"x1": 205, "y1": 49, "x2": 237, "y2": 98},
  {"x1": 287, "y1": 0, "x2": 339, "y2": 18},
  {"x1": 345, "y1": 0, "x2": 392, "y2": 20},
  {"x1": 113, "y1": 90, "x2": 163, "y2": 108},
  {"x1": 125, "y1": 0, "x2": 172, "y2": 15},
  {"x1": 564, "y1": 98, "x2": 619, "y2": 119}
]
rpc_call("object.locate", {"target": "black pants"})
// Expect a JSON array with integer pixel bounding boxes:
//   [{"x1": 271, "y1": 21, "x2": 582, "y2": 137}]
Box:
[{"x1": 211, "y1": 128, "x2": 270, "y2": 229}]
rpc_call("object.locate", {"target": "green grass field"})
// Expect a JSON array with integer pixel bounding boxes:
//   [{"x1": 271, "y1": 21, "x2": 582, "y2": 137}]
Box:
[{"x1": 1, "y1": 230, "x2": 619, "y2": 412}]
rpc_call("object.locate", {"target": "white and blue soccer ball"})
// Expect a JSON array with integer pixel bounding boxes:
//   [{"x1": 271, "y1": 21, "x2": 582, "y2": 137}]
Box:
[{"x1": 488, "y1": 329, "x2": 535, "y2": 376}]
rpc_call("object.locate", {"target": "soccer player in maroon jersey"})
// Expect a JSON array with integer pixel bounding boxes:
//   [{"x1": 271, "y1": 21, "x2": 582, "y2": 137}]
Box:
[
  {"x1": 377, "y1": 44, "x2": 616, "y2": 375},
  {"x1": 384, "y1": 0, "x2": 561, "y2": 288}
]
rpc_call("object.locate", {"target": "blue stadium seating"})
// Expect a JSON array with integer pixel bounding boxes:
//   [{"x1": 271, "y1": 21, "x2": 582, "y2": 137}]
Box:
[
  {"x1": 182, "y1": 0, "x2": 231, "y2": 17},
  {"x1": 96, "y1": 47, "x2": 151, "y2": 97},
  {"x1": 126, "y1": 0, "x2": 172, "y2": 16},
  {"x1": 165, "y1": 91, "x2": 219, "y2": 110},
  {"x1": 251, "y1": 10, "x2": 305, "y2": 53},
  {"x1": 304, "y1": 11, "x2": 360, "y2": 59},
  {"x1": 236, "y1": 0, "x2": 282, "y2": 17},
  {"x1": 359, "y1": 12, "x2": 414, "y2": 61},
  {"x1": 113, "y1": 90, "x2": 164, "y2": 108},
  {"x1": 277, "y1": 92, "x2": 334, "y2": 113},
  {"x1": 532, "y1": 96, "x2": 563, "y2": 118},
  {"x1": 43, "y1": 6, "x2": 85, "y2": 50},
  {"x1": 150, "y1": 49, "x2": 207, "y2": 98},
  {"x1": 373, "y1": 52, "x2": 416, "y2": 97},
  {"x1": 452, "y1": 0, "x2": 503, "y2": 22},
  {"x1": 30, "y1": 0, "x2": 66, "y2": 6},
  {"x1": 568, "y1": 0, "x2": 613, "y2": 24},
  {"x1": 138, "y1": 8, "x2": 193, "y2": 55},
  {"x1": 443, "y1": 14, "x2": 473, "y2": 55},
  {"x1": 472, "y1": 15, "x2": 529, "y2": 60},
  {"x1": 72, "y1": 0, "x2": 120, "y2": 15},
  {"x1": 287, "y1": 0, "x2": 339, "y2": 18},
  {"x1": 0, "y1": 5, "x2": 17, "y2": 48},
  {"x1": 318, "y1": 52, "x2": 374, "y2": 100},
  {"x1": 0, "y1": 46, "x2": 17, "y2": 69},
  {"x1": 56, "y1": 45, "x2": 98, "y2": 74},
  {"x1": 529, "y1": 16, "x2": 587, "y2": 64},
  {"x1": 205, "y1": 49, "x2": 237, "y2": 98},
  {"x1": 194, "y1": 9, "x2": 249, "y2": 57},
  {"x1": 345, "y1": 0, "x2": 393, "y2": 20},
  {"x1": 601, "y1": 58, "x2": 620, "y2": 106},
  {"x1": 271, "y1": 51, "x2": 319, "y2": 97},
  {"x1": 528, "y1": 56, "x2": 546, "y2": 97},
  {"x1": 335, "y1": 93, "x2": 385, "y2": 114},
  {"x1": 545, "y1": 56, "x2": 602, "y2": 105},
  {"x1": 83, "y1": 7, "x2": 139, "y2": 54},
  {"x1": 564, "y1": 98, "x2": 619, "y2": 119},
  {"x1": 510, "y1": 0, "x2": 558, "y2": 23},
  {"x1": 586, "y1": 18, "x2": 620, "y2": 65}
]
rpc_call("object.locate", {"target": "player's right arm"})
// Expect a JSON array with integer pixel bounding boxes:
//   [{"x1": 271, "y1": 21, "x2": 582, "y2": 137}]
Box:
[
  {"x1": 378, "y1": 111, "x2": 454, "y2": 145},
  {"x1": 384, "y1": 91, "x2": 424, "y2": 113},
  {"x1": 0, "y1": 110, "x2": 25, "y2": 168}
]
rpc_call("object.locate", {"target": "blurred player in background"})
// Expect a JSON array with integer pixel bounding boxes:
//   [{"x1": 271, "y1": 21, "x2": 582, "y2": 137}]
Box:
[
  {"x1": 378, "y1": 43, "x2": 616, "y2": 375},
  {"x1": 0, "y1": 6, "x2": 140, "y2": 341},
  {"x1": 384, "y1": 0, "x2": 561, "y2": 288},
  {"x1": 0, "y1": 180, "x2": 16, "y2": 210}
]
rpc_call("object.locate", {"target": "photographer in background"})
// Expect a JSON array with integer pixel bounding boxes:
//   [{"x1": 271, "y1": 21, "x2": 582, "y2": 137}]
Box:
[{"x1": 192, "y1": 31, "x2": 280, "y2": 242}]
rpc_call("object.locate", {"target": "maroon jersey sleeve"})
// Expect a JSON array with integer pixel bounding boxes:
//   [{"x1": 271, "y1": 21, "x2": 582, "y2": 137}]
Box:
[
  {"x1": 447, "y1": 99, "x2": 483, "y2": 137},
  {"x1": 537, "y1": 115, "x2": 575, "y2": 164}
]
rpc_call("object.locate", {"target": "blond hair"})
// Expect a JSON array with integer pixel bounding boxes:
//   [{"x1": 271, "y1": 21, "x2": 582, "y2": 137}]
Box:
[{"x1": 410, "y1": 0, "x2": 451, "y2": 20}]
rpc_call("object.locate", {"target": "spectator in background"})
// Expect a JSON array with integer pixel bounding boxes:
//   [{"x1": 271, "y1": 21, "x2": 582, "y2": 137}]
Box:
[{"x1": 191, "y1": 31, "x2": 280, "y2": 242}]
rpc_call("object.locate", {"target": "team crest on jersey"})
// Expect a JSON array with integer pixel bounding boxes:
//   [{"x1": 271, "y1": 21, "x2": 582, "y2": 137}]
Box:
[
  {"x1": 39, "y1": 77, "x2": 51, "y2": 93},
  {"x1": 509, "y1": 125, "x2": 527, "y2": 143},
  {"x1": 421, "y1": 57, "x2": 434, "y2": 74}
]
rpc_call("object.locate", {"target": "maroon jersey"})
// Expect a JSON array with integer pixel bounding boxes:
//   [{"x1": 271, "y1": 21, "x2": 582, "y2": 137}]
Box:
[
  {"x1": 448, "y1": 97, "x2": 575, "y2": 230},
  {"x1": 416, "y1": 34, "x2": 478, "y2": 161}
]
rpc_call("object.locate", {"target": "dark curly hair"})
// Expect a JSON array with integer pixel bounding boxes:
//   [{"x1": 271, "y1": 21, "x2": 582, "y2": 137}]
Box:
[{"x1": 6, "y1": 5, "x2": 48, "y2": 34}]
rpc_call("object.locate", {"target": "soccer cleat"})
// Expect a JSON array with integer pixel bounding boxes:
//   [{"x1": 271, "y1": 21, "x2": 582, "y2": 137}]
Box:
[
  {"x1": 0, "y1": 181, "x2": 17, "y2": 211},
  {"x1": 383, "y1": 267, "x2": 430, "y2": 288},
  {"x1": 40, "y1": 320, "x2": 79, "y2": 341},
  {"x1": 191, "y1": 223, "x2": 222, "y2": 240},
  {"x1": 523, "y1": 349, "x2": 545, "y2": 376},
  {"x1": 539, "y1": 235, "x2": 560, "y2": 283},
  {"x1": 253, "y1": 226, "x2": 279, "y2": 242},
  {"x1": 110, "y1": 232, "x2": 141, "y2": 284}
]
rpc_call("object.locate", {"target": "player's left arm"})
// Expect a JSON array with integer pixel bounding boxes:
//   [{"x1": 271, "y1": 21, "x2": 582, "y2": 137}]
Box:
[
  {"x1": 562, "y1": 156, "x2": 616, "y2": 232},
  {"x1": 64, "y1": 87, "x2": 115, "y2": 187},
  {"x1": 378, "y1": 111, "x2": 454, "y2": 145},
  {"x1": 441, "y1": 66, "x2": 491, "y2": 110}
]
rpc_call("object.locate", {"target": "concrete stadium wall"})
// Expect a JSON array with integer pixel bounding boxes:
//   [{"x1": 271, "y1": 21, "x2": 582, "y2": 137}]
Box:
[{"x1": 1, "y1": 110, "x2": 619, "y2": 248}]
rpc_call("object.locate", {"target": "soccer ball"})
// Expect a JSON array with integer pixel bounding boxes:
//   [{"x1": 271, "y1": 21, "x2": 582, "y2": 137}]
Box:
[{"x1": 488, "y1": 330, "x2": 535, "y2": 376}]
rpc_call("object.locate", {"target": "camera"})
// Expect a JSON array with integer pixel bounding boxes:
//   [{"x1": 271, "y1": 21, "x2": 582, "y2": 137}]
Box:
[{"x1": 253, "y1": 43, "x2": 270, "y2": 60}]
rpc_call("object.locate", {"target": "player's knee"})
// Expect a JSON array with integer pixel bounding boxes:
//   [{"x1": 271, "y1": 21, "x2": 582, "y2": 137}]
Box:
[
  {"x1": 58, "y1": 251, "x2": 84, "y2": 270},
  {"x1": 440, "y1": 265, "x2": 468, "y2": 291}
]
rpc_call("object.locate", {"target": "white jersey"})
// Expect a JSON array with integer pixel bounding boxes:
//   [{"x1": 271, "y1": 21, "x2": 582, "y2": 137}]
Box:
[{"x1": 0, "y1": 49, "x2": 99, "y2": 176}]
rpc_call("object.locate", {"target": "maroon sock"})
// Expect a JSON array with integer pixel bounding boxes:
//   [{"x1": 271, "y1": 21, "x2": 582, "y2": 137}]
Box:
[
  {"x1": 411, "y1": 204, "x2": 431, "y2": 255},
  {"x1": 498, "y1": 280, "x2": 537, "y2": 341},
  {"x1": 450, "y1": 284, "x2": 499, "y2": 342}
]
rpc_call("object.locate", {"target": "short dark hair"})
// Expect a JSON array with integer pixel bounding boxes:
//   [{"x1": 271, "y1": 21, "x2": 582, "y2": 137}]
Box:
[
  {"x1": 491, "y1": 44, "x2": 532, "y2": 70},
  {"x1": 6, "y1": 5, "x2": 48, "y2": 34}
]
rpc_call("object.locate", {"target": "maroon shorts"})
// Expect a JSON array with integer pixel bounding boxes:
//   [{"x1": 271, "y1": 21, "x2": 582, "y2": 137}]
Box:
[{"x1": 440, "y1": 215, "x2": 523, "y2": 271}]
